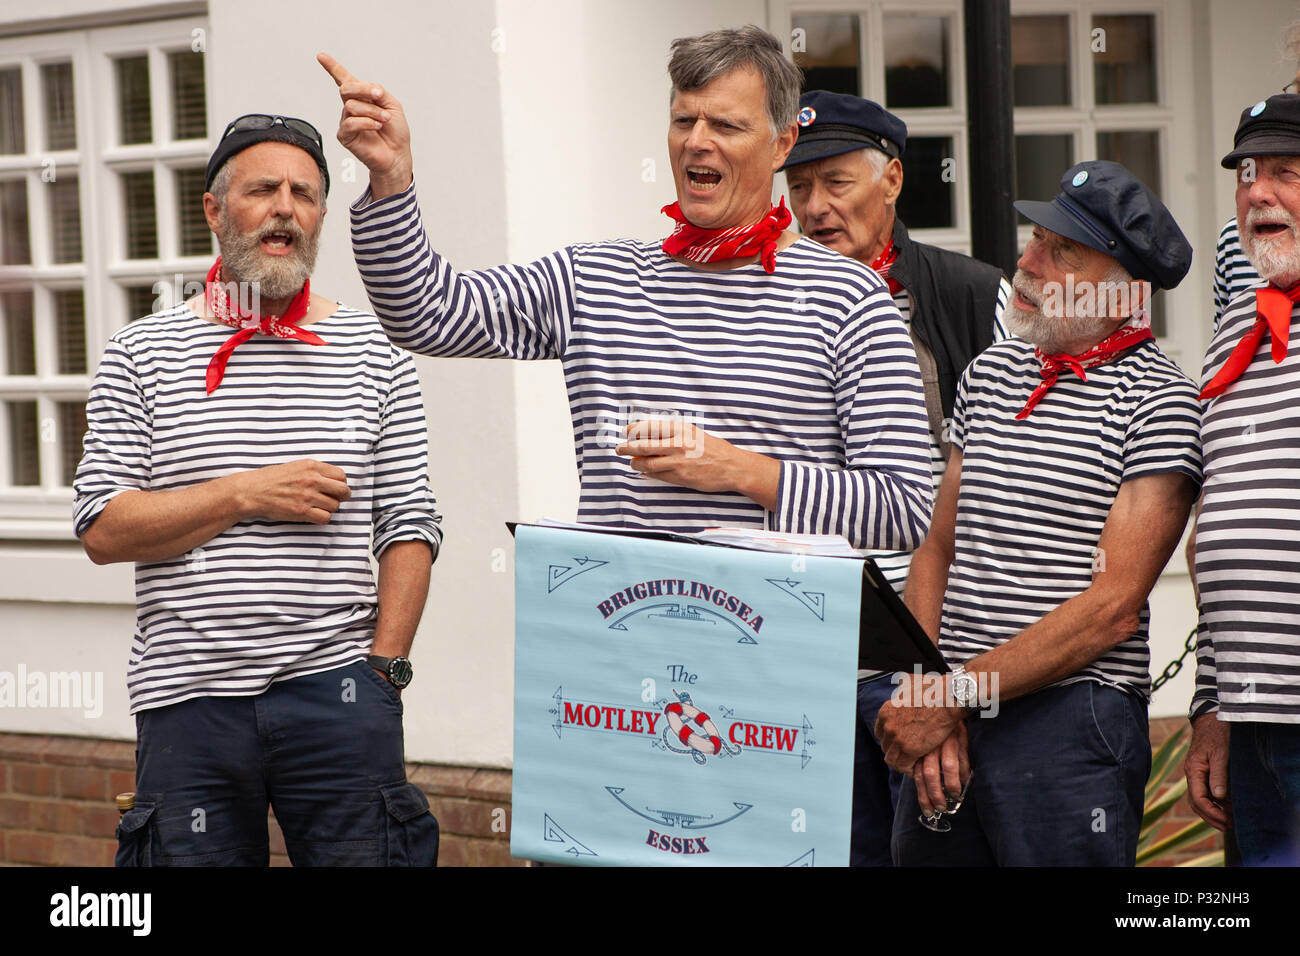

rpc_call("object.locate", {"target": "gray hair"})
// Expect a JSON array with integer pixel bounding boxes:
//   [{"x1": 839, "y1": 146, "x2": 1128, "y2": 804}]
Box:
[
  {"x1": 206, "y1": 155, "x2": 327, "y2": 213},
  {"x1": 668, "y1": 24, "x2": 803, "y2": 138},
  {"x1": 1287, "y1": 20, "x2": 1300, "y2": 64}
]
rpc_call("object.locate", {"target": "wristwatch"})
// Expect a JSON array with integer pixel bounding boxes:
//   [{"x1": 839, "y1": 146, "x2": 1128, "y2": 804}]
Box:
[
  {"x1": 950, "y1": 664, "x2": 979, "y2": 711},
  {"x1": 367, "y1": 655, "x2": 414, "y2": 690}
]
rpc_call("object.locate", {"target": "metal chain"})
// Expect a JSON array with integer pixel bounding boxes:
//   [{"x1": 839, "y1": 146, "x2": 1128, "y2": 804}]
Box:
[{"x1": 1151, "y1": 626, "x2": 1199, "y2": 693}]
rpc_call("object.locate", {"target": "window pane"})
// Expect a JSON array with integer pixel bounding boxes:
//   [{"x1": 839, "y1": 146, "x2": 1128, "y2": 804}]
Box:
[
  {"x1": 1093, "y1": 15, "x2": 1157, "y2": 105},
  {"x1": 58, "y1": 400, "x2": 87, "y2": 486},
  {"x1": 0, "y1": 67, "x2": 25, "y2": 154},
  {"x1": 168, "y1": 50, "x2": 206, "y2": 140},
  {"x1": 7, "y1": 400, "x2": 39, "y2": 486},
  {"x1": 1012, "y1": 15, "x2": 1071, "y2": 107},
  {"x1": 884, "y1": 15, "x2": 951, "y2": 108},
  {"x1": 41, "y1": 61, "x2": 76, "y2": 151},
  {"x1": 115, "y1": 55, "x2": 152, "y2": 144},
  {"x1": 176, "y1": 167, "x2": 212, "y2": 256},
  {"x1": 53, "y1": 288, "x2": 86, "y2": 374},
  {"x1": 122, "y1": 170, "x2": 158, "y2": 259},
  {"x1": 0, "y1": 179, "x2": 31, "y2": 265},
  {"x1": 49, "y1": 175, "x2": 82, "y2": 263},
  {"x1": 896, "y1": 136, "x2": 954, "y2": 229},
  {"x1": 1015, "y1": 134, "x2": 1074, "y2": 222},
  {"x1": 2, "y1": 290, "x2": 35, "y2": 375},
  {"x1": 1096, "y1": 129, "x2": 1161, "y2": 194},
  {"x1": 126, "y1": 283, "x2": 161, "y2": 323},
  {"x1": 792, "y1": 14, "x2": 861, "y2": 95}
]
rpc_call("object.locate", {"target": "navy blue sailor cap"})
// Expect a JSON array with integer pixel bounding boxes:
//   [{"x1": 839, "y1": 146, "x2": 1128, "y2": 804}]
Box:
[
  {"x1": 1220, "y1": 93, "x2": 1300, "y2": 168},
  {"x1": 779, "y1": 90, "x2": 906, "y2": 171},
  {"x1": 1013, "y1": 160, "x2": 1191, "y2": 292}
]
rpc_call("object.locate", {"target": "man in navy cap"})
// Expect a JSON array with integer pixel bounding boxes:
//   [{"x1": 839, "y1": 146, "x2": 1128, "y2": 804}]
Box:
[
  {"x1": 877, "y1": 161, "x2": 1203, "y2": 865},
  {"x1": 1187, "y1": 93, "x2": 1300, "y2": 866},
  {"x1": 74, "y1": 113, "x2": 442, "y2": 866},
  {"x1": 781, "y1": 90, "x2": 1010, "y2": 867}
]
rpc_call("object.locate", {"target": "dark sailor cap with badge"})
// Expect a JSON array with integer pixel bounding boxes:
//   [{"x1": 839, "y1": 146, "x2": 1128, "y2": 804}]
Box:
[
  {"x1": 779, "y1": 90, "x2": 906, "y2": 171},
  {"x1": 1013, "y1": 160, "x2": 1191, "y2": 292},
  {"x1": 1220, "y1": 93, "x2": 1300, "y2": 168}
]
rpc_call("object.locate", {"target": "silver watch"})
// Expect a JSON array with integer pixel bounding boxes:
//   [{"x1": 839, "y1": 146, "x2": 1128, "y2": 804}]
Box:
[{"x1": 950, "y1": 664, "x2": 979, "y2": 710}]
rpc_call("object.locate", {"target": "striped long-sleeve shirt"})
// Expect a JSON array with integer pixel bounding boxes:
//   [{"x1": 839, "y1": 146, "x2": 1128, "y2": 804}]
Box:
[
  {"x1": 73, "y1": 304, "x2": 442, "y2": 714},
  {"x1": 1193, "y1": 293, "x2": 1300, "y2": 722},
  {"x1": 350, "y1": 186, "x2": 934, "y2": 550}
]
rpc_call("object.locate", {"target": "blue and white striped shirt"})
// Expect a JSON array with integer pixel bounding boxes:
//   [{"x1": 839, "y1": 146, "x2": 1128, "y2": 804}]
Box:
[
  {"x1": 350, "y1": 186, "x2": 934, "y2": 551},
  {"x1": 1213, "y1": 216, "x2": 1263, "y2": 334},
  {"x1": 941, "y1": 338, "x2": 1202, "y2": 697},
  {"x1": 73, "y1": 304, "x2": 442, "y2": 713},
  {"x1": 1194, "y1": 293, "x2": 1300, "y2": 722}
]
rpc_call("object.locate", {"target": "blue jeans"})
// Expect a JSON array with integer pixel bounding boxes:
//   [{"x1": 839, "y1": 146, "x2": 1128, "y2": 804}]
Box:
[
  {"x1": 115, "y1": 659, "x2": 438, "y2": 866},
  {"x1": 1229, "y1": 721, "x2": 1300, "y2": 866},
  {"x1": 892, "y1": 680, "x2": 1149, "y2": 866},
  {"x1": 852, "y1": 674, "x2": 905, "y2": 866}
]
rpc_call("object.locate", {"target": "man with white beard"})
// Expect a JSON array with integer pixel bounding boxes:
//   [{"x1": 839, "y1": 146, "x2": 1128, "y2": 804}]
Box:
[
  {"x1": 74, "y1": 115, "x2": 442, "y2": 866},
  {"x1": 1187, "y1": 94, "x2": 1300, "y2": 866},
  {"x1": 877, "y1": 161, "x2": 1203, "y2": 865}
]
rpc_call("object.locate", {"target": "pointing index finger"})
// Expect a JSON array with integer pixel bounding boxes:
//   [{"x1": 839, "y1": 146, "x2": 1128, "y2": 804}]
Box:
[{"x1": 316, "y1": 52, "x2": 354, "y2": 87}]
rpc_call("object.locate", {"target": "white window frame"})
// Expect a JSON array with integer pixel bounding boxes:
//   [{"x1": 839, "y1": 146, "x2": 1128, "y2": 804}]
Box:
[
  {"x1": 1011, "y1": 0, "x2": 1200, "y2": 369},
  {"x1": 772, "y1": 0, "x2": 974, "y2": 252},
  {"x1": 0, "y1": 16, "x2": 210, "y2": 540}
]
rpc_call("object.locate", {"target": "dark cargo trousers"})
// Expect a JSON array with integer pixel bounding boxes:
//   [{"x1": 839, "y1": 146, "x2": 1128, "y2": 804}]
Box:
[{"x1": 115, "y1": 659, "x2": 438, "y2": 866}]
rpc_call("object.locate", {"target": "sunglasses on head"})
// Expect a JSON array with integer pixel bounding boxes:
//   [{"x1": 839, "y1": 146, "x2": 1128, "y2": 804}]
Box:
[{"x1": 220, "y1": 114, "x2": 323, "y2": 149}]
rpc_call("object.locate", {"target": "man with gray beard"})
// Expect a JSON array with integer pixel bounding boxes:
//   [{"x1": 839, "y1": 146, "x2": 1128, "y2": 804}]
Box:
[
  {"x1": 1187, "y1": 93, "x2": 1300, "y2": 866},
  {"x1": 73, "y1": 114, "x2": 442, "y2": 866},
  {"x1": 878, "y1": 161, "x2": 1203, "y2": 865}
]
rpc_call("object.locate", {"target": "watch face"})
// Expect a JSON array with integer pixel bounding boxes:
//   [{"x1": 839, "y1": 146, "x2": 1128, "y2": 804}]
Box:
[
  {"x1": 389, "y1": 657, "x2": 413, "y2": 688},
  {"x1": 953, "y1": 674, "x2": 978, "y2": 708}
]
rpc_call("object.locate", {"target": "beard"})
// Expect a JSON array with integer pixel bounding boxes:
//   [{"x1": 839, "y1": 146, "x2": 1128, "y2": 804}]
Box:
[
  {"x1": 1007, "y1": 269, "x2": 1121, "y2": 355},
  {"x1": 217, "y1": 213, "x2": 320, "y2": 303},
  {"x1": 1241, "y1": 206, "x2": 1300, "y2": 286}
]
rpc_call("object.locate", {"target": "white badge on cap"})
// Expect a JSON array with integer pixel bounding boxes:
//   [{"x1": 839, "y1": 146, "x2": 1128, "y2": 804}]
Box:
[
  {"x1": 1251, "y1": 100, "x2": 1267, "y2": 116},
  {"x1": 1072, "y1": 170, "x2": 1089, "y2": 187},
  {"x1": 797, "y1": 106, "x2": 816, "y2": 127}
]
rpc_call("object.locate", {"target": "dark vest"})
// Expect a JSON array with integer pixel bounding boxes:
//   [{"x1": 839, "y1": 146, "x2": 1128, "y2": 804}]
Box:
[{"x1": 888, "y1": 217, "x2": 1006, "y2": 419}]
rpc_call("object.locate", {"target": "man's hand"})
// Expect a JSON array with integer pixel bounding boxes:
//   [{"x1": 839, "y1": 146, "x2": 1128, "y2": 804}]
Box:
[
  {"x1": 1185, "y1": 713, "x2": 1232, "y2": 831},
  {"x1": 233, "y1": 459, "x2": 351, "y2": 524},
  {"x1": 616, "y1": 418, "x2": 779, "y2": 510},
  {"x1": 317, "y1": 52, "x2": 413, "y2": 199},
  {"x1": 874, "y1": 671, "x2": 964, "y2": 775},
  {"x1": 911, "y1": 722, "x2": 971, "y2": 817},
  {"x1": 81, "y1": 459, "x2": 352, "y2": 564}
]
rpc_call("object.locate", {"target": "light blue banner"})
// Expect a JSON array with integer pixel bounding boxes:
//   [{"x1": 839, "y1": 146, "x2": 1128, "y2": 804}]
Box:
[{"x1": 511, "y1": 525, "x2": 862, "y2": 866}]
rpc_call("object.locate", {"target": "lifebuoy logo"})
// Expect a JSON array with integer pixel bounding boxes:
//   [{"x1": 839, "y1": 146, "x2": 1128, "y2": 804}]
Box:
[{"x1": 551, "y1": 683, "x2": 812, "y2": 768}]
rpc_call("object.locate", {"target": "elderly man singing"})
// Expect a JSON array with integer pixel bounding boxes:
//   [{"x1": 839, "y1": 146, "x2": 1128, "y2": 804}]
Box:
[
  {"x1": 1188, "y1": 93, "x2": 1300, "y2": 866},
  {"x1": 879, "y1": 161, "x2": 1202, "y2": 866},
  {"x1": 319, "y1": 25, "x2": 932, "y2": 553}
]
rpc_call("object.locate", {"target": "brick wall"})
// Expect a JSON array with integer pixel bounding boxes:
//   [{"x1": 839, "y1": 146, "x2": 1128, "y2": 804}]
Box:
[
  {"x1": 0, "y1": 732, "x2": 522, "y2": 867},
  {"x1": 1, "y1": 724, "x2": 1223, "y2": 867}
]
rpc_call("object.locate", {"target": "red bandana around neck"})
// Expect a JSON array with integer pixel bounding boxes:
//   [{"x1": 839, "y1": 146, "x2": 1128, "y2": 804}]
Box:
[
  {"x1": 870, "y1": 239, "x2": 902, "y2": 294},
  {"x1": 203, "y1": 257, "x2": 322, "y2": 394},
  {"x1": 1016, "y1": 324, "x2": 1154, "y2": 420},
  {"x1": 661, "y1": 198, "x2": 792, "y2": 274},
  {"x1": 1198, "y1": 281, "x2": 1300, "y2": 401}
]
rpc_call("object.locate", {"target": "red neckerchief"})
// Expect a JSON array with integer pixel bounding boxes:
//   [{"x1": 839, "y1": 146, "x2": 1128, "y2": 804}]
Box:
[
  {"x1": 1016, "y1": 325, "x2": 1155, "y2": 420},
  {"x1": 661, "y1": 198, "x2": 792, "y2": 274},
  {"x1": 1199, "y1": 281, "x2": 1300, "y2": 401},
  {"x1": 870, "y1": 239, "x2": 902, "y2": 294},
  {"x1": 203, "y1": 257, "x2": 323, "y2": 394}
]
